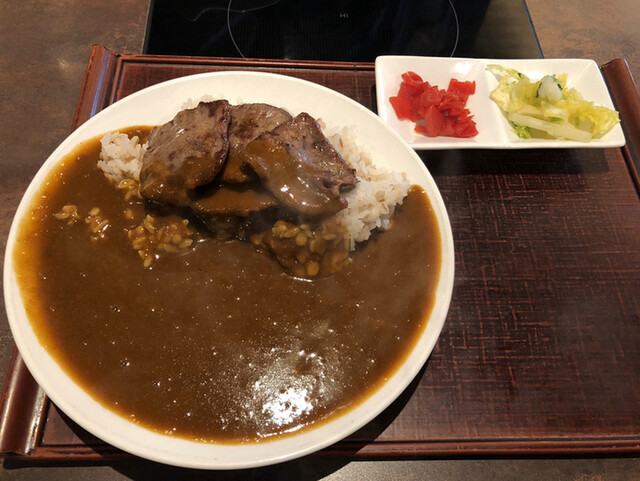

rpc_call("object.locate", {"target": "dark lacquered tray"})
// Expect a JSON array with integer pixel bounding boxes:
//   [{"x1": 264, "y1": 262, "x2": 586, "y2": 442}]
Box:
[{"x1": 1, "y1": 46, "x2": 639, "y2": 461}]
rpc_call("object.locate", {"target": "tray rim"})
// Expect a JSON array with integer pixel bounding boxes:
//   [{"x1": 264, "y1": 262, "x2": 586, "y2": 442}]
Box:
[{"x1": 1, "y1": 46, "x2": 640, "y2": 462}]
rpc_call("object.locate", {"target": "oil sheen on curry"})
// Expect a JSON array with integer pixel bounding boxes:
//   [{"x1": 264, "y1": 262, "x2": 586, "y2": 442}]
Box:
[{"x1": 13, "y1": 101, "x2": 441, "y2": 443}]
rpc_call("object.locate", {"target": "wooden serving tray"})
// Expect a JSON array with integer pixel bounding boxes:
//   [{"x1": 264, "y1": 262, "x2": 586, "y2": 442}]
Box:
[{"x1": 1, "y1": 46, "x2": 639, "y2": 461}]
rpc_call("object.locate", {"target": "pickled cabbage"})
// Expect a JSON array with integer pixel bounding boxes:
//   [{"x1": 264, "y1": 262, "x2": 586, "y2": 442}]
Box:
[{"x1": 487, "y1": 64, "x2": 620, "y2": 142}]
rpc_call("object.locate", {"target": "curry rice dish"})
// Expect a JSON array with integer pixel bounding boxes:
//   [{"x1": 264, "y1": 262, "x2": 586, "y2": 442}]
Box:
[{"x1": 12, "y1": 101, "x2": 442, "y2": 443}]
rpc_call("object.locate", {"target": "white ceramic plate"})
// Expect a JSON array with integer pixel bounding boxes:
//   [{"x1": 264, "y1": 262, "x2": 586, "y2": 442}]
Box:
[
  {"x1": 375, "y1": 55, "x2": 626, "y2": 150},
  {"x1": 4, "y1": 71, "x2": 455, "y2": 469}
]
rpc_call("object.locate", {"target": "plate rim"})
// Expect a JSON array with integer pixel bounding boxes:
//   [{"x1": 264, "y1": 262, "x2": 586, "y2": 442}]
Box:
[{"x1": 3, "y1": 70, "x2": 455, "y2": 469}]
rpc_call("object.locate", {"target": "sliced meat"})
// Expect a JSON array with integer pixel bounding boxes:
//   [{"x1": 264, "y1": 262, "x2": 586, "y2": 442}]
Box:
[
  {"x1": 191, "y1": 183, "x2": 278, "y2": 218},
  {"x1": 191, "y1": 183, "x2": 280, "y2": 241},
  {"x1": 139, "y1": 100, "x2": 231, "y2": 206},
  {"x1": 243, "y1": 112, "x2": 357, "y2": 218},
  {"x1": 220, "y1": 103, "x2": 292, "y2": 184}
]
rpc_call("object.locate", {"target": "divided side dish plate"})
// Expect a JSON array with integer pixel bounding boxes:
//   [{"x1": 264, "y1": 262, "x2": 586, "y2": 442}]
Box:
[
  {"x1": 375, "y1": 56, "x2": 626, "y2": 150},
  {"x1": 3, "y1": 71, "x2": 455, "y2": 469}
]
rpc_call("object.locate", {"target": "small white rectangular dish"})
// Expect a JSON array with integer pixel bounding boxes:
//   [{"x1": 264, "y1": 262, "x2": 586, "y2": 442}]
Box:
[{"x1": 375, "y1": 56, "x2": 626, "y2": 150}]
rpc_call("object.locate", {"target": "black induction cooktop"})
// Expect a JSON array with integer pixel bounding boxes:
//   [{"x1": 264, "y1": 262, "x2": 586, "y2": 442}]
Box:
[{"x1": 144, "y1": 0, "x2": 542, "y2": 61}]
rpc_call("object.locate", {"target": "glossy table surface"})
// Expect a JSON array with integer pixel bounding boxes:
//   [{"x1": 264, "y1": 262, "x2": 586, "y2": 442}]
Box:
[{"x1": 1, "y1": 1, "x2": 639, "y2": 479}]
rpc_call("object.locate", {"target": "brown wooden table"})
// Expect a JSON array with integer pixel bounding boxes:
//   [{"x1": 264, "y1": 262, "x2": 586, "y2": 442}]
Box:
[{"x1": 1, "y1": 46, "x2": 639, "y2": 462}]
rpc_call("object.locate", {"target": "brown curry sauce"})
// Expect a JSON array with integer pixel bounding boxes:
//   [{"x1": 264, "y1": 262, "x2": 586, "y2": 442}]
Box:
[{"x1": 13, "y1": 128, "x2": 442, "y2": 443}]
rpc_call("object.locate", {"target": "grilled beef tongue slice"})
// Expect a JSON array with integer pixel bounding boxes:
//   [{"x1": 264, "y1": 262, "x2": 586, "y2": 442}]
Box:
[
  {"x1": 243, "y1": 112, "x2": 357, "y2": 218},
  {"x1": 139, "y1": 100, "x2": 231, "y2": 206},
  {"x1": 191, "y1": 183, "x2": 279, "y2": 218},
  {"x1": 220, "y1": 103, "x2": 293, "y2": 184}
]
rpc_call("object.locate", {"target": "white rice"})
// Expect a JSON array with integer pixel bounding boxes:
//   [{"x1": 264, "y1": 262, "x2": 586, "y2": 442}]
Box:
[
  {"x1": 97, "y1": 120, "x2": 409, "y2": 251},
  {"x1": 182, "y1": 95, "x2": 216, "y2": 110},
  {"x1": 97, "y1": 131, "x2": 147, "y2": 183},
  {"x1": 326, "y1": 126, "x2": 410, "y2": 249}
]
